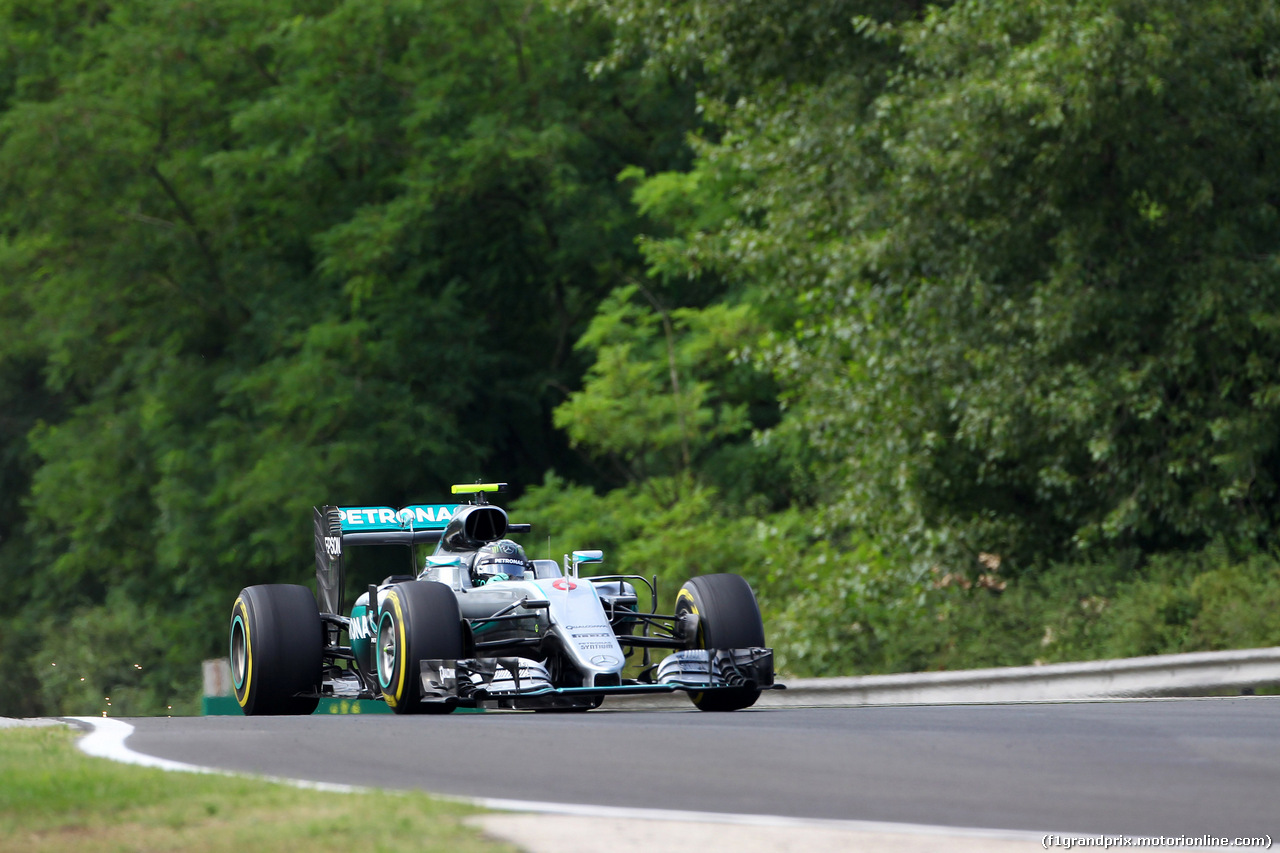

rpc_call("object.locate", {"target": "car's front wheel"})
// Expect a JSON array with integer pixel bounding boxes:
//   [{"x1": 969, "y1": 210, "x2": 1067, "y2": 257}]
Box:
[
  {"x1": 675, "y1": 573, "x2": 766, "y2": 712},
  {"x1": 230, "y1": 584, "x2": 323, "y2": 716},
  {"x1": 376, "y1": 581, "x2": 464, "y2": 715}
]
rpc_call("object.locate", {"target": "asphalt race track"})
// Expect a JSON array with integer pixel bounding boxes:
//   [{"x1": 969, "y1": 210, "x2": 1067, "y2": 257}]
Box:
[{"x1": 114, "y1": 698, "x2": 1279, "y2": 837}]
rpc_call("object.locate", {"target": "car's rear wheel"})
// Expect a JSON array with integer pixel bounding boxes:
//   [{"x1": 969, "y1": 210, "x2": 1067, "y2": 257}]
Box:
[
  {"x1": 376, "y1": 581, "x2": 464, "y2": 715},
  {"x1": 675, "y1": 573, "x2": 766, "y2": 712},
  {"x1": 230, "y1": 584, "x2": 323, "y2": 716}
]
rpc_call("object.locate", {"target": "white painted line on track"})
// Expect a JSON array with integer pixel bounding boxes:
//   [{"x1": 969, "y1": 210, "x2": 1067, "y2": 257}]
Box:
[
  {"x1": 470, "y1": 796, "x2": 1045, "y2": 843},
  {"x1": 64, "y1": 716, "x2": 1046, "y2": 845},
  {"x1": 65, "y1": 716, "x2": 362, "y2": 793},
  {"x1": 70, "y1": 717, "x2": 215, "y2": 774}
]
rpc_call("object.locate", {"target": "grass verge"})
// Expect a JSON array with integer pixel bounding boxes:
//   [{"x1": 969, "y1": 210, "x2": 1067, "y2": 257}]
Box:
[{"x1": 0, "y1": 724, "x2": 515, "y2": 853}]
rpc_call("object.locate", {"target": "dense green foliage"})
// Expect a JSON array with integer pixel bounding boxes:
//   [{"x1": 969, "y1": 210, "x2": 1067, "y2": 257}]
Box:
[
  {"x1": 4, "y1": 0, "x2": 1280, "y2": 715},
  {"x1": 584, "y1": 0, "x2": 1280, "y2": 563}
]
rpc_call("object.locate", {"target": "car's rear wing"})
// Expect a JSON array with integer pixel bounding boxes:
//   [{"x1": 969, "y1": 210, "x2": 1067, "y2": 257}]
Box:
[
  {"x1": 312, "y1": 498, "x2": 532, "y2": 617},
  {"x1": 313, "y1": 504, "x2": 460, "y2": 617}
]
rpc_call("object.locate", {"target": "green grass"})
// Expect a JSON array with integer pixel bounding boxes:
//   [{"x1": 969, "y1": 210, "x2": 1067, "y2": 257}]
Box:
[{"x1": 0, "y1": 725, "x2": 515, "y2": 853}]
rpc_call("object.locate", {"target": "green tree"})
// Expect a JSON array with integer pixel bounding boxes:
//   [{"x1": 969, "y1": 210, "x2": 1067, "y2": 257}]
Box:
[
  {"x1": 554, "y1": 284, "x2": 762, "y2": 482},
  {"x1": 588, "y1": 0, "x2": 1280, "y2": 572},
  {"x1": 804, "y1": 0, "x2": 1280, "y2": 567}
]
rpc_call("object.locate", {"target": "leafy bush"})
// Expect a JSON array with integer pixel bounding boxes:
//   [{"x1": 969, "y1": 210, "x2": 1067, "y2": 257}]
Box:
[
  {"x1": 858, "y1": 546, "x2": 1280, "y2": 675},
  {"x1": 34, "y1": 593, "x2": 202, "y2": 716}
]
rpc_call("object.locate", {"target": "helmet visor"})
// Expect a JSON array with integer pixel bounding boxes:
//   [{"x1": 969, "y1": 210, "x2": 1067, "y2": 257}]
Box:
[{"x1": 475, "y1": 556, "x2": 526, "y2": 580}]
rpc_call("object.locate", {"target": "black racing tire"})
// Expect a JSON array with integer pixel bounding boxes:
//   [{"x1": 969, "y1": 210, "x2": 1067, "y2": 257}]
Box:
[
  {"x1": 675, "y1": 573, "x2": 766, "y2": 712},
  {"x1": 376, "y1": 581, "x2": 464, "y2": 715},
  {"x1": 230, "y1": 584, "x2": 323, "y2": 716}
]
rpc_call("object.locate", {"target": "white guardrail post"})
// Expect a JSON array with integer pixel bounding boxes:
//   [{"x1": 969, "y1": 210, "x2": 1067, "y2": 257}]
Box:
[{"x1": 202, "y1": 659, "x2": 233, "y2": 698}]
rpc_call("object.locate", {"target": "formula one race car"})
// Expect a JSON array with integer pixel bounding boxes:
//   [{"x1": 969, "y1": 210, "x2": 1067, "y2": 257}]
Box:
[{"x1": 229, "y1": 483, "x2": 777, "y2": 714}]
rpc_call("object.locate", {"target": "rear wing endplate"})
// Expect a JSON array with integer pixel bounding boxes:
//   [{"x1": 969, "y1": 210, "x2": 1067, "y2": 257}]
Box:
[{"x1": 313, "y1": 504, "x2": 461, "y2": 616}]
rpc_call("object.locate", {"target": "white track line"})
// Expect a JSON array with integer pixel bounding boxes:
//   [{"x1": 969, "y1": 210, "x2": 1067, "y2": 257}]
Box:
[
  {"x1": 469, "y1": 796, "x2": 1045, "y2": 842},
  {"x1": 65, "y1": 716, "x2": 1044, "y2": 843},
  {"x1": 66, "y1": 716, "x2": 361, "y2": 793}
]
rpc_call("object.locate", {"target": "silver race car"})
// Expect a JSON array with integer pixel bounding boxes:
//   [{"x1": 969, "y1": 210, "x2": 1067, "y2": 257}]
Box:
[{"x1": 230, "y1": 483, "x2": 777, "y2": 714}]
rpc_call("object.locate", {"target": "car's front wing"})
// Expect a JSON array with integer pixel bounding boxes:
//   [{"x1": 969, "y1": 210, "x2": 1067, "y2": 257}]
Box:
[{"x1": 413, "y1": 647, "x2": 777, "y2": 710}]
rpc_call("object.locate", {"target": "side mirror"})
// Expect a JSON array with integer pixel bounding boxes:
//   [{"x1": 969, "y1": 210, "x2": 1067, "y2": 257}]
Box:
[
  {"x1": 566, "y1": 549, "x2": 603, "y2": 577},
  {"x1": 521, "y1": 597, "x2": 551, "y2": 610},
  {"x1": 426, "y1": 555, "x2": 462, "y2": 567}
]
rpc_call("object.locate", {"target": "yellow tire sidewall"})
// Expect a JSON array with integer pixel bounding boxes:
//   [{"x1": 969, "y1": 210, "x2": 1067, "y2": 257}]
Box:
[
  {"x1": 232, "y1": 597, "x2": 253, "y2": 709},
  {"x1": 380, "y1": 592, "x2": 409, "y2": 709}
]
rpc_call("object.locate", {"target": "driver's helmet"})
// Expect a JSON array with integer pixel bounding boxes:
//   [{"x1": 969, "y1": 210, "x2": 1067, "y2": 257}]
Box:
[{"x1": 471, "y1": 539, "x2": 530, "y2": 585}]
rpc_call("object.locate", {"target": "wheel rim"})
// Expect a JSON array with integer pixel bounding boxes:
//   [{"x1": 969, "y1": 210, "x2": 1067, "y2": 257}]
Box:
[
  {"x1": 230, "y1": 613, "x2": 248, "y2": 690},
  {"x1": 675, "y1": 589, "x2": 706, "y2": 703},
  {"x1": 376, "y1": 610, "x2": 397, "y2": 690},
  {"x1": 675, "y1": 588, "x2": 702, "y2": 647}
]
